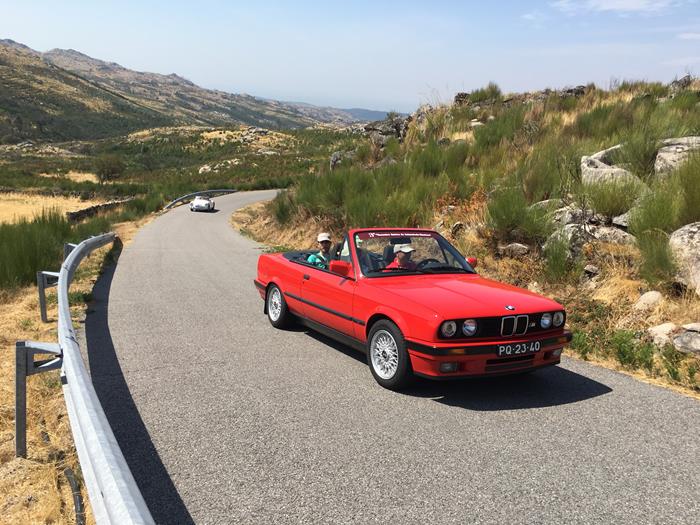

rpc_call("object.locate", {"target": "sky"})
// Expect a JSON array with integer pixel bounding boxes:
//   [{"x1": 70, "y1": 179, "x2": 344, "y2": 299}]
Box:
[{"x1": 1, "y1": 0, "x2": 699, "y2": 112}]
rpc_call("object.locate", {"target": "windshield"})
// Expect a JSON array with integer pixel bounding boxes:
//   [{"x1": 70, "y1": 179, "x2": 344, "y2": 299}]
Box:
[{"x1": 354, "y1": 230, "x2": 476, "y2": 276}]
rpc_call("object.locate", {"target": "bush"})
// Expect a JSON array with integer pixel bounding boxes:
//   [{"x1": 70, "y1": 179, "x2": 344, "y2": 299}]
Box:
[
  {"x1": 610, "y1": 331, "x2": 654, "y2": 371},
  {"x1": 95, "y1": 154, "x2": 126, "y2": 183},
  {"x1": 661, "y1": 345, "x2": 684, "y2": 382},
  {"x1": 271, "y1": 191, "x2": 296, "y2": 224},
  {"x1": 543, "y1": 233, "x2": 570, "y2": 281},
  {"x1": 469, "y1": 82, "x2": 502, "y2": 103},
  {"x1": 636, "y1": 230, "x2": 677, "y2": 285},
  {"x1": 611, "y1": 126, "x2": 660, "y2": 180},
  {"x1": 487, "y1": 185, "x2": 552, "y2": 242},
  {"x1": 673, "y1": 153, "x2": 700, "y2": 225},
  {"x1": 570, "y1": 332, "x2": 592, "y2": 360},
  {"x1": 583, "y1": 179, "x2": 644, "y2": 217},
  {"x1": 522, "y1": 138, "x2": 581, "y2": 201},
  {"x1": 474, "y1": 106, "x2": 524, "y2": 151}
]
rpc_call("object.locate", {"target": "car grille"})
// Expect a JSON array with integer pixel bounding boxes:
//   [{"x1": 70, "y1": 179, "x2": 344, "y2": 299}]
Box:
[{"x1": 438, "y1": 312, "x2": 565, "y2": 340}]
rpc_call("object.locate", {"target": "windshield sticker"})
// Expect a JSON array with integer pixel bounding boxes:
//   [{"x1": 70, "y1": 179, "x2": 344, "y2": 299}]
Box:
[{"x1": 357, "y1": 232, "x2": 434, "y2": 240}]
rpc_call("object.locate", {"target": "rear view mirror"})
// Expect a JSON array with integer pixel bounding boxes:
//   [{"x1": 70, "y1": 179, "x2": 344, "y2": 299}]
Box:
[
  {"x1": 329, "y1": 260, "x2": 352, "y2": 277},
  {"x1": 467, "y1": 257, "x2": 478, "y2": 268}
]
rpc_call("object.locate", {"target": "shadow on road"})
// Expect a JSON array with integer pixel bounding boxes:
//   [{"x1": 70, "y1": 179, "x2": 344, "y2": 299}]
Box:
[
  {"x1": 83, "y1": 244, "x2": 195, "y2": 525},
  {"x1": 306, "y1": 330, "x2": 612, "y2": 410}
]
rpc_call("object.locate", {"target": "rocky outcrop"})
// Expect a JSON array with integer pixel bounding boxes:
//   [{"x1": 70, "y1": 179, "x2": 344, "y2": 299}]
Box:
[
  {"x1": 669, "y1": 222, "x2": 700, "y2": 296},
  {"x1": 668, "y1": 74, "x2": 694, "y2": 94},
  {"x1": 672, "y1": 324, "x2": 700, "y2": 355},
  {"x1": 591, "y1": 226, "x2": 635, "y2": 245},
  {"x1": 647, "y1": 322, "x2": 677, "y2": 347},
  {"x1": 364, "y1": 115, "x2": 411, "y2": 147},
  {"x1": 654, "y1": 136, "x2": 700, "y2": 175},
  {"x1": 498, "y1": 243, "x2": 530, "y2": 258},
  {"x1": 580, "y1": 144, "x2": 638, "y2": 185}
]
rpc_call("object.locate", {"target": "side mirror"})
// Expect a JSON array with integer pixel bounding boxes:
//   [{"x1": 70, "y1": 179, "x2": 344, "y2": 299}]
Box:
[
  {"x1": 329, "y1": 260, "x2": 352, "y2": 277},
  {"x1": 467, "y1": 257, "x2": 478, "y2": 268}
]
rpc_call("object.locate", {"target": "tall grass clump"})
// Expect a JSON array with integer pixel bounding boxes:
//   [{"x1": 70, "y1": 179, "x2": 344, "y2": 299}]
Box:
[
  {"x1": 611, "y1": 126, "x2": 660, "y2": 180},
  {"x1": 271, "y1": 190, "x2": 297, "y2": 224},
  {"x1": 543, "y1": 233, "x2": 571, "y2": 281},
  {"x1": 474, "y1": 106, "x2": 525, "y2": 151},
  {"x1": 582, "y1": 179, "x2": 644, "y2": 218},
  {"x1": 673, "y1": 153, "x2": 700, "y2": 225},
  {"x1": 469, "y1": 82, "x2": 502, "y2": 103},
  {"x1": 522, "y1": 137, "x2": 581, "y2": 201},
  {"x1": 0, "y1": 209, "x2": 71, "y2": 289},
  {"x1": 487, "y1": 185, "x2": 552, "y2": 242}
]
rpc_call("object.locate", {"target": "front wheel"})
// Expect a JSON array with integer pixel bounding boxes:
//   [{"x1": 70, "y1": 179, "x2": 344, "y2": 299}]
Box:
[
  {"x1": 266, "y1": 284, "x2": 291, "y2": 328},
  {"x1": 367, "y1": 320, "x2": 413, "y2": 390}
]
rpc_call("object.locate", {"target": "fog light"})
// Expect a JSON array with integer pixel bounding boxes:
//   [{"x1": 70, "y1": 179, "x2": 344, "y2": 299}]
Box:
[
  {"x1": 552, "y1": 349, "x2": 562, "y2": 357},
  {"x1": 439, "y1": 362, "x2": 459, "y2": 373}
]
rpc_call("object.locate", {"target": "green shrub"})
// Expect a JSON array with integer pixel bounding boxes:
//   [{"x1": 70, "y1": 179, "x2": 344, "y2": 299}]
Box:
[
  {"x1": 469, "y1": 82, "x2": 502, "y2": 103},
  {"x1": 636, "y1": 230, "x2": 677, "y2": 286},
  {"x1": 583, "y1": 179, "x2": 644, "y2": 217},
  {"x1": 474, "y1": 106, "x2": 525, "y2": 151},
  {"x1": 661, "y1": 345, "x2": 684, "y2": 382},
  {"x1": 629, "y1": 187, "x2": 682, "y2": 235},
  {"x1": 271, "y1": 190, "x2": 296, "y2": 224},
  {"x1": 570, "y1": 331, "x2": 592, "y2": 360},
  {"x1": 611, "y1": 330, "x2": 637, "y2": 368},
  {"x1": 543, "y1": 233, "x2": 570, "y2": 281},
  {"x1": 611, "y1": 126, "x2": 660, "y2": 180},
  {"x1": 355, "y1": 143, "x2": 372, "y2": 164},
  {"x1": 673, "y1": 153, "x2": 700, "y2": 225},
  {"x1": 487, "y1": 185, "x2": 552, "y2": 242}
]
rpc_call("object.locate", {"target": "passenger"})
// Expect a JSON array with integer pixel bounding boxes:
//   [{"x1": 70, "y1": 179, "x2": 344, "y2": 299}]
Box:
[
  {"x1": 307, "y1": 232, "x2": 332, "y2": 269},
  {"x1": 386, "y1": 244, "x2": 417, "y2": 270}
]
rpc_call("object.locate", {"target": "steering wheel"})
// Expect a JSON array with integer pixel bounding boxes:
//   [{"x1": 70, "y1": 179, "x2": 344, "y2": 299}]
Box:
[{"x1": 416, "y1": 258, "x2": 441, "y2": 269}]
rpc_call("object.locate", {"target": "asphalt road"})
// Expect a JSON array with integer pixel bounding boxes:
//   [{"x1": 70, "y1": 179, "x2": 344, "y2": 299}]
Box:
[{"x1": 81, "y1": 191, "x2": 700, "y2": 524}]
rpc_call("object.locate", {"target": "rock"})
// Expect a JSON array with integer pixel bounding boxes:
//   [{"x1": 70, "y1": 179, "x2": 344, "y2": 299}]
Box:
[
  {"x1": 612, "y1": 211, "x2": 630, "y2": 229},
  {"x1": 530, "y1": 198, "x2": 563, "y2": 212},
  {"x1": 669, "y1": 222, "x2": 700, "y2": 296},
  {"x1": 668, "y1": 74, "x2": 693, "y2": 94},
  {"x1": 654, "y1": 136, "x2": 700, "y2": 175},
  {"x1": 562, "y1": 85, "x2": 586, "y2": 97},
  {"x1": 583, "y1": 264, "x2": 600, "y2": 277},
  {"x1": 673, "y1": 330, "x2": 700, "y2": 355},
  {"x1": 551, "y1": 205, "x2": 605, "y2": 226},
  {"x1": 438, "y1": 137, "x2": 451, "y2": 146},
  {"x1": 470, "y1": 120, "x2": 484, "y2": 128},
  {"x1": 365, "y1": 114, "x2": 412, "y2": 145},
  {"x1": 544, "y1": 224, "x2": 594, "y2": 259},
  {"x1": 329, "y1": 150, "x2": 356, "y2": 170},
  {"x1": 580, "y1": 145, "x2": 638, "y2": 185},
  {"x1": 198, "y1": 164, "x2": 212, "y2": 174},
  {"x1": 453, "y1": 93, "x2": 470, "y2": 106},
  {"x1": 590, "y1": 226, "x2": 635, "y2": 245},
  {"x1": 683, "y1": 323, "x2": 700, "y2": 332},
  {"x1": 374, "y1": 156, "x2": 397, "y2": 168},
  {"x1": 648, "y1": 322, "x2": 678, "y2": 347},
  {"x1": 487, "y1": 115, "x2": 496, "y2": 121},
  {"x1": 633, "y1": 291, "x2": 663, "y2": 311},
  {"x1": 451, "y1": 222, "x2": 465, "y2": 236},
  {"x1": 499, "y1": 243, "x2": 530, "y2": 258},
  {"x1": 434, "y1": 220, "x2": 444, "y2": 230}
]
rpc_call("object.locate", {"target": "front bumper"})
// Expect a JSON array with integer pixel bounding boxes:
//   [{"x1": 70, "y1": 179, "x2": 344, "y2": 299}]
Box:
[{"x1": 406, "y1": 331, "x2": 572, "y2": 378}]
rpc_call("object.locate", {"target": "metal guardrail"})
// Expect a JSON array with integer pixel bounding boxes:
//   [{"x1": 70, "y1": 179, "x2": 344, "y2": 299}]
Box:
[
  {"x1": 163, "y1": 189, "x2": 237, "y2": 210},
  {"x1": 16, "y1": 233, "x2": 155, "y2": 525}
]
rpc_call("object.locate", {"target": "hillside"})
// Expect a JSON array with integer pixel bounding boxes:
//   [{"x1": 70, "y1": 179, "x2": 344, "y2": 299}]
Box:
[
  {"x1": 0, "y1": 39, "x2": 174, "y2": 143},
  {"x1": 0, "y1": 39, "x2": 383, "y2": 144},
  {"x1": 236, "y1": 78, "x2": 700, "y2": 394}
]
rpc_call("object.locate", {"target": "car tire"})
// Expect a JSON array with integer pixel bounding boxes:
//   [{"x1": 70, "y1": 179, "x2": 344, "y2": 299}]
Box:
[
  {"x1": 266, "y1": 284, "x2": 291, "y2": 328},
  {"x1": 367, "y1": 320, "x2": 413, "y2": 390}
]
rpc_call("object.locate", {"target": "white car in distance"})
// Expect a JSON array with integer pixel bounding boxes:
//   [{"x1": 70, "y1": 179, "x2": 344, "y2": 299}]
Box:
[{"x1": 189, "y1": 195, "x2": 216, "y2": 212}]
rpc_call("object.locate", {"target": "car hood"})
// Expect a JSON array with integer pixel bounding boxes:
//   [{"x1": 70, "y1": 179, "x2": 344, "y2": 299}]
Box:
[{"x1": 367, "y1": 274, "x2": 562, "y2": 318}]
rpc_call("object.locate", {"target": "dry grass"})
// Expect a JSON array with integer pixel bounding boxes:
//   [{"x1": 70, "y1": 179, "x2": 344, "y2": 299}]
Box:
[
  {"x1": 39, "y1": 171, "x2": 100, "y2": 184},
  {"x1": 0, "y1": 192, "x2": 106, "y2": 224},
  {"x1": 0, "y1": 216, "x2": 151, "y2": 524},
  {"x1": 200, "y1": 126, "x2": 295, "y2": 151}
]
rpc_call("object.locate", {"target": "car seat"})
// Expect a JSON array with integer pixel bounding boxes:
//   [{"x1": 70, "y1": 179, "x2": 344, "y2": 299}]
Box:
[{"x1": 383, "y1": 244, "x2": 395, "y2": 265}]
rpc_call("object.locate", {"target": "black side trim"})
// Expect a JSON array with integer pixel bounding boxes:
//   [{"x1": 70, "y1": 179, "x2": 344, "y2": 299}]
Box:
[
  {"x1": 298, "y1": 316, "x2": 366, "y2": 354},
  {"x1": 407, "y1": 332, "x2": 573, "y2": 357},
  {"x1": 285, "y1": 292, "x2": 365, "y2": 326},
  {"x1": 253, "y1": 280, "x2": 265, "y2": 290}
]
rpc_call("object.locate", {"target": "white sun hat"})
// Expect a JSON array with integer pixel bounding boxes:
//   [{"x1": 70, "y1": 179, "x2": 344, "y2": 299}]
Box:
[
  {"x1": 394, "y1": 243, "x2": 415, "y2": 253},
  {"x1": 317, "y1": 232, "x2": 331, "y2": 242}
]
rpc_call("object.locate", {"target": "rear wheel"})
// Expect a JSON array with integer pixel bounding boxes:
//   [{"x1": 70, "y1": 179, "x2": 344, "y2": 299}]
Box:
[
  {"x1": 266, "y1": 284, "x2": 290, "y2": 328},
  {"x1": 367, "y1": 320, "x2": 413, "y2": 390}
]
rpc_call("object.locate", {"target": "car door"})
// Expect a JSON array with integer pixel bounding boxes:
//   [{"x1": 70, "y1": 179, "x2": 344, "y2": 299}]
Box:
[{"x1": 300, "y1": 237, "x2": 357, "y2": 336}]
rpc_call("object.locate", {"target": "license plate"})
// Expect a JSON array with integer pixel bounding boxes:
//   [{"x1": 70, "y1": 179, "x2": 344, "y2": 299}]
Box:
[{"x1": 497, "y1": 341, "x2": 541, "y2": 357}]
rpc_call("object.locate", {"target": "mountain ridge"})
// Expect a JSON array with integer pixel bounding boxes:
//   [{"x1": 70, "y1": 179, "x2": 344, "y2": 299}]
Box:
[{"x1": 0, "y1": 39, "x2": 390, "y2": 143}]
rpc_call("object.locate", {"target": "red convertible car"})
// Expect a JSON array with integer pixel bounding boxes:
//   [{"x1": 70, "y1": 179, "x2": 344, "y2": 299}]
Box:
[{"x1": 255, "y1": 228, "x2": 572, "y2": 390}]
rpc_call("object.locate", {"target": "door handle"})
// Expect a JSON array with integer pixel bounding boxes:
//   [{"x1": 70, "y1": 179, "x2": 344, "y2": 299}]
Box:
[{"x1": 303, "y1": 274, "x2": 310, "y2": 280}]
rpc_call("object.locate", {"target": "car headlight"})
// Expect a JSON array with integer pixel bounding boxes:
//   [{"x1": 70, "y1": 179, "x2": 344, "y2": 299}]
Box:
[
  {"x1": 553, "y1": 311, "x2": 565, "y2": 327},
  {"x1": 462, "y1": 319, "x2": 477, "y2": 336},
  {"x1": 440, "y1": 321, "x2": 457, "y2": 338},
  {"x1": 540, "y1": 313, "x2": 552, "y2": 329}
]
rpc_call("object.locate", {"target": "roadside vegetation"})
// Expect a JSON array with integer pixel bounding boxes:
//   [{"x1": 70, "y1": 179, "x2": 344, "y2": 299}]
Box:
[{"x1": 247, "y1": 79, "x2": 700, "y2": 395}]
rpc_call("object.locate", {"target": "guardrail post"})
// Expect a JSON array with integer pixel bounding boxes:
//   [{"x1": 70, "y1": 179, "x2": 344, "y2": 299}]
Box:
[
  {"x1": 37, "y1": 271, "x2": 60, "y2": 323},
  {"x1": 64, "y1": 243, "x2": 78, "y2": 261},
  {"x1": 15, "y1": 341, "x2": 62, "y2": 458}
]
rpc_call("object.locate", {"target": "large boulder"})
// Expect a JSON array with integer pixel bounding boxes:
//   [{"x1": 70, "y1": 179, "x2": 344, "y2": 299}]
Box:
[
  {"x1": 365, "y1": 115, "x2": 412, "y2": 147},
  {"x1": 544, "y1": 224, "x2": 593, "y2": 259},
  {"x1": 669, "y1": 222, "x2": 700, "y2": 296},
  {"x1": 654, "y1": 137, "x2": 700, "y2": 175},
  {"x1": 590, "y1": 226, "x2": 635, "y2": 245},
  {"x1": 647, "y1": 322, "x2": 677, "y2": 347},
  {"x1": 672, "y1": 324, "x2": 700, "y2": 355},
  {"x1": 580, "y1": 144, "x2": 639, "y2": 185}
]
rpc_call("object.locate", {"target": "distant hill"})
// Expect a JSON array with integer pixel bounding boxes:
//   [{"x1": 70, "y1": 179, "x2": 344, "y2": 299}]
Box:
[
  {"x1": 0, "y1": 39, "x2": 393, "y2": 143},
  {"x1": 342, "y1": 108, "x2": 392, "y2": 121}
]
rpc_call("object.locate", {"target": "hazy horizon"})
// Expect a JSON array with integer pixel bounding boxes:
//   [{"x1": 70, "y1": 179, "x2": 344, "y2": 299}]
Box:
[{"x1": 2, "y1": 0, "x2": 699, "y2": 113}]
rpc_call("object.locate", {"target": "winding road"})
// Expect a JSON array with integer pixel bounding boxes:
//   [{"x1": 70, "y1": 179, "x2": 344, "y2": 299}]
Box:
[{"x1": 81, "y1": 191, "x2": 700, "y2": 524}]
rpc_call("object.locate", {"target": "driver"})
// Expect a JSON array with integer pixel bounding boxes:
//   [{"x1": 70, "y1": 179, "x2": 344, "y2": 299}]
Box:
[
  {"x1": 386, "y1": 244, "x2": 417, "y2": 270},
  {"x1": 307, "y1": 232, "x2": 332, "y2": 269}
]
